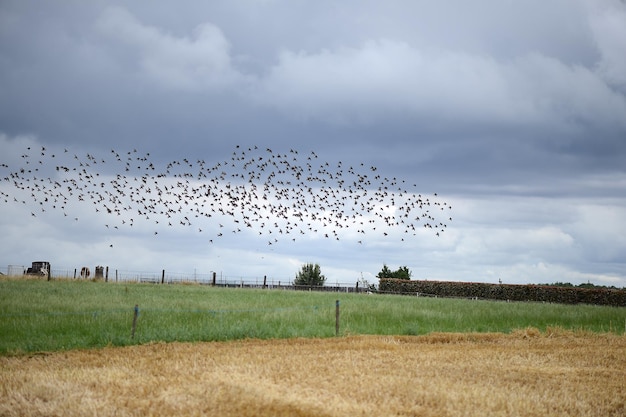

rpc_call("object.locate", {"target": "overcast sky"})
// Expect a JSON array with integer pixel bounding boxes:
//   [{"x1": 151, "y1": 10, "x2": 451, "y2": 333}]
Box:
[{"x1": 1, "y1": 0, "x2": 625, "y2": 287}]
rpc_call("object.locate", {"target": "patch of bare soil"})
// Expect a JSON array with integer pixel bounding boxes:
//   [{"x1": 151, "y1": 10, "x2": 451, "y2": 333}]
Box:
[{"x1": 1, "y1": 329, "x2": 625, "y2": 416}]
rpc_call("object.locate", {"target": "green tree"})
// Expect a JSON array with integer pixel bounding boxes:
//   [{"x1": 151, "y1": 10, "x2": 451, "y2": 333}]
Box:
[
  {"x1": 395, "y1": 266, "x2": 411, "y2": 280},
  {"x1": 377, "y1": 264, "x2": 394, "y2": 279},
  {"x1": 294, "y1": 263, "x2": 326, "y2": 286},
  {"x1": 377, "y1": 264, "x2": 412, "y2": 280}
]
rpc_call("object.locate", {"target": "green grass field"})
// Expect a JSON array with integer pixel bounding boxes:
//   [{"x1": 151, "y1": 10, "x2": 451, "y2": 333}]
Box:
[{"x1": 1, "y1": 277, "x2": 625, "y2": 355}]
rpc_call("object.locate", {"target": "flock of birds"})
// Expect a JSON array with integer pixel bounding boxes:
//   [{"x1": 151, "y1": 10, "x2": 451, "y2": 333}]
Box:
[{"x1": 1, "y1": 144, "x2": 452, "y2": 247}]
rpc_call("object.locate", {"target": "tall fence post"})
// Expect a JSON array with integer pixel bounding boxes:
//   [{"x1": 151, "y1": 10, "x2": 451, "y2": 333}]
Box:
[
  {"x1": 335, "y1": 300, "x2": 340, "y2": 337},
  {"x1": 131, "y1": 304, "x2": 139, "y2": 339},
  {"x1": 105, "y1": 266, "x2": 109, "y2": 282},
  {"x1": 263, "y1": 275, "x2": 267, "y2": 289},
  {"x1": 161, "y1": 269, "x2": 165, "y2": 284},
  {"x1": 212, "y1": 271, "x2": 216, "y2": 287}
]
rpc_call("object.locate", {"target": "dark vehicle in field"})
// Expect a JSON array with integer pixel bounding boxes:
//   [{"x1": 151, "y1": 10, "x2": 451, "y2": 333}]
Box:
[{"x1": 25, "y1": 261, "x2": 51, "y2": 278}]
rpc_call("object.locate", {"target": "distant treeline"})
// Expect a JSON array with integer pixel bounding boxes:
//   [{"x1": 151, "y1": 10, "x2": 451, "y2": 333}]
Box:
[{"x1": 539, "y1": 282, "x2": 624, "y2": 290}]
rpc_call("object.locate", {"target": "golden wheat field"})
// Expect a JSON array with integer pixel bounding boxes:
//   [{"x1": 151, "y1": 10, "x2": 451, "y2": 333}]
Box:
[{"x1": 1, "y1": 329, "x2": 625, "y2": 417}]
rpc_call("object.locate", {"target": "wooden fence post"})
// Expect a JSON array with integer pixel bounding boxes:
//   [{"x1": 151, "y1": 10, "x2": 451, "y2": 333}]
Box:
[
  {"x1": 131, "y1": 304, "x2": 139, "y2": 339},
  {"x1": 263, "y1": 275, "x2": 267, "y2": 289},
  {"x1": 161, "y1": 269, "x2": 165, "y2": 284},
  {"x1": 335, "y1": 300, "x2": 340, "y2": 337}
]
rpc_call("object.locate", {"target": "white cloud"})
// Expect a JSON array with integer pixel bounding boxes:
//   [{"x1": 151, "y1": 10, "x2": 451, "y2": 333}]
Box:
[
  {"x1": 480, "y1": 226, "x2": 575, "y2": 264},
  {"x1": 253, "y1": 38, "x2": 626, "y2": 132},
  {"x1": 570, "y1": 202, "x2": 626, "y2": 263},
  {"x1": 255, "y1": 40, "x2": 517, "y2": 125},
  {"x1": 95, "y1": 6, "x2": 246, "y2": 90},
  {"x1": 513, "y1": 53, "x2": 626, "y2": 131},
  {"x1": 585, "y1": 0, "x2": 626, "y2": 88},
  {"x1": 478, "y1": 261, "x2": 624, "y2": 287}
]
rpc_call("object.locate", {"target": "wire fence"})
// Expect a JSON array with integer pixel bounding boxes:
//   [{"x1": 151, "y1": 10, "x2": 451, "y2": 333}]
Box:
[{"x1": 1, "y1": 264, "x2": 371, "y2": 293}]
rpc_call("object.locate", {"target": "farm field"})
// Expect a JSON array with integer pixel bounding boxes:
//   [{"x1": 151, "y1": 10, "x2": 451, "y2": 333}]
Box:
[
  {"x1": 1, "y1": 331, "x2": 625, "y2": 416},
  {"x1": 1, "y1": 278, "x2": 626, "y2": 415},
  {"x1": 2, "y1": 278, "x2": 626, "y2": 355}
]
